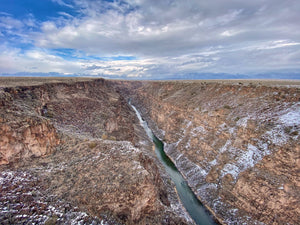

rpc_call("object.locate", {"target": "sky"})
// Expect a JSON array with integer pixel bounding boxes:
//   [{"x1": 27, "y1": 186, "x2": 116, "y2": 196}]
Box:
[{"x1": 0, "y1": 0, "x2": 300, "y2": 79}]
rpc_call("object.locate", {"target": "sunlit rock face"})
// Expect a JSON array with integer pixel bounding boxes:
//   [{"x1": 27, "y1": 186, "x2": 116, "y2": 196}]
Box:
[
  {"x1": 0, "y1": 78, "x2": 191, "y2": 225},
  {"x1": 115, "y1": 80, "x2": 300, "y2": 225},
  {"x1": 0, "y1": 118, "x2": 60, "y2": 165},
  {"x1": 0, "y1": 88, "x2": 60, "y2": 165}
]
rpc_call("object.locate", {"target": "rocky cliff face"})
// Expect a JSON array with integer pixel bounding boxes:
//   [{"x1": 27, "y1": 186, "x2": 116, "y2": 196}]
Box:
[
  {"x1": 0, "y1": 79, "x2": 136, "y2": 165},
  {"x1": 116, "y1": 80, "x2": 300, "y2": 225},
  {"x1": 0, "y1": 88, "x2": 60, "y2": 165},
  {"x1": 0, "y1": 79, "x2": 192, "y2": 224},
  {"x1": 2, "y1": 78, "x2": 299, "y2": 224}
]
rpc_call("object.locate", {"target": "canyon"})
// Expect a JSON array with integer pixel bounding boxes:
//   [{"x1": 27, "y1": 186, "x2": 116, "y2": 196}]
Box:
[{"x1": 0, "y1": 78, "x2": 299, "y2": 224}]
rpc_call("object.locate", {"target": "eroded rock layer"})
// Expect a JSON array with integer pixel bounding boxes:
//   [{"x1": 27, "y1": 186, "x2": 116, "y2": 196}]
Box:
[
  {"x1": 115, "y1": 80, "x2": 300, "y2": 225},
  {"x1": 0, "y1": 79, "x2": 192, "y2": 224},
  {"x1": 1, "y1": 78, "x2": 299, "y2": 225}
]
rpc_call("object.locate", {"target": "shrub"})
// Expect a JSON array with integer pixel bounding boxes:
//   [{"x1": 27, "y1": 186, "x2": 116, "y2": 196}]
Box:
[
  {"x1": 291, "y1": 131, "x2": 298, "y2": 136},
  {"x1": 109, "y1": 136, "x2": 117, "y2": 141},
  {"x1": 284, "y1": 126, "x2": 292, "y2": 134},
  {"x1": 44, "y1": 216, "x2": 58, "y2": 225},
  {"x1": 88, "y1": 142, "x2": 97, "y2": 149},
  {"x1": 101, "y1": 134, "x2": 108, "y2": 140}
]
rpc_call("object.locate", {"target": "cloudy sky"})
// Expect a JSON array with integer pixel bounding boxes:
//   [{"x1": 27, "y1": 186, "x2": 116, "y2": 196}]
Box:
[{"x1": 0, "y1": 0, "x2": 300, "y2": 79}]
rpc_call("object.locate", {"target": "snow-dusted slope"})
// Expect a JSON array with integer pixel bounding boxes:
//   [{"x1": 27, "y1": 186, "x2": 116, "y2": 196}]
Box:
[
  {"x1": 0, "y1": 79, "x2": 193, "y2": 225},
  {"x1": 118, "y1": 80, "x2": 300, "y2": 225}
]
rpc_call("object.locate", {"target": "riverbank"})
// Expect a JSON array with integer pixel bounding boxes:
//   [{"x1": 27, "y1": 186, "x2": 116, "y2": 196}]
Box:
[{"x1": 131, "y1": 102, "x2": 219, "y2": 225}]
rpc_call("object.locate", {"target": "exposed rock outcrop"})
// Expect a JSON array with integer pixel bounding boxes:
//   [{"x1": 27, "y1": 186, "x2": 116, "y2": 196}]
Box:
[
  {"x1": 0, "y1": 89, "x2": 60, "y2": 165},
  {"x1": 115, "y1": 80, "x2": 300, "y2": 224},
  {"x1": 2, "y1": 78, "x2": 299, "y2": 224},
  {"x1": 0, "y1": 78, "x2": 192, "y2": 224},
  {"x1": 0, "y1": 117, "x2": 60, "y2": 165}
]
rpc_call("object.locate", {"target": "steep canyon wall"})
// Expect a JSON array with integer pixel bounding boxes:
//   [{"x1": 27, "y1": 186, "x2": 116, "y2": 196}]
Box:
[
  {"x1": 1, "y1": 78, "x2": 299, "y2": 224},
  {"x1": 0, "y1": 79, "x2": 191, "y2": 224},
  {"x1": 115, "y1": 80, "x2": 300, "y2": 225}
]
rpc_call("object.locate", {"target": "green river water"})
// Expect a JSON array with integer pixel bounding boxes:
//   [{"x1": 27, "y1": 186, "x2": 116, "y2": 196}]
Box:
[{"x1": 130, "y1": 103, "x2": 218, "y2": 225}]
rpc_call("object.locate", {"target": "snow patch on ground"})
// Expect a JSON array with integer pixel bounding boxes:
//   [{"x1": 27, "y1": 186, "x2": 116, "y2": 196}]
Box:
[
  {"x1": 221, "y1": 164, "x2": 240, "y2": 179},
  {"x1": 228, "y1": 126, "x2": 236, "y2": 135},
  {"x1": 263, "y1": 103, "x2": 300, "y2": 145},
  {"x1": 219, "y1": 123, "x2": 227, "y2": 130},
  {"x1": 220, "y1": 140, "x2": 232, "y2": 153},
  {"x1": 279, "y1": 103, "x2": 300, "y2": 126},
  {"x1": 108, "y1": 140, "x2": 140, "y2": 154},
  {"x1": 220, "y1": 142, "x2": 273, "y2": 180},
  {"x1": 185, "y1": 139, "x2": 191, "y2": 149},
  {"x1": 237, "y1": 144, "x2": 258, "y2": 170},
  {"x1": 0, "y1": 170, "x2": 103, "y2": 224},
  {"x1": 191, "y1": 126, "x2": 206, "y2": 135},
  {"x1": 237, "y1": 117, "x2": 249, "y2": 128},
  {"x1": 217, "y1": 103, "x2": 300, "y2": 180},
  {"x1": 185, "y1": 120, "x2": 192, "y2": 128},
  {"x1": 209, "y1": 159, "x2": 217, "y2": 167},
  {"x1": 264, "y1": 125, "x2": 288, "y2": 145}
]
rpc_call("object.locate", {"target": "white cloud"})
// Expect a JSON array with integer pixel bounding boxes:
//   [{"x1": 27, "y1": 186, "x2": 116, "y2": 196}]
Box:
[
  {"x1": 58, "y1": 12, "x2": 74, "y2": 18},
  {"x1": 0, "y1": 44, "x2": 82, "y2": 74},
  {"x1": 221, "y1": 30, "x2": 242, "y2": 37},
  {"x1": 0, "y1": 16, "x2": 23, "y2": 30},
  {"x1": 256, "y1": 40, "x2": 300, "y2": 50},
  {"x1": 0, "y1": 0, "x2": 300, "y2": 77},
  {"x1": 32, "y1": 0, "x2": 300, "y2": 57},
  {"x1": 51, "y1": 0, "x2": 74, "y2": 8}
]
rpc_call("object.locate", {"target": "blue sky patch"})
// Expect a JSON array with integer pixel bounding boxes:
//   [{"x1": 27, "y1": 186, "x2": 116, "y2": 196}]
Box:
[
  {"x1": 51, "y1": 48, "x2": 137, "y2": 61},
  {"x1": 0, "y1": 0, "x2": 78, "y2": 21},
  {"x1": 0, "y1": 0, "x2": 299, "y2": 79}
]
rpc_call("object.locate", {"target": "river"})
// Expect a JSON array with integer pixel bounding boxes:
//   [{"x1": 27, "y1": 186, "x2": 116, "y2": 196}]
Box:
[{"x1": 130, "y1": 103, "x2": 218, "y2": 225}]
